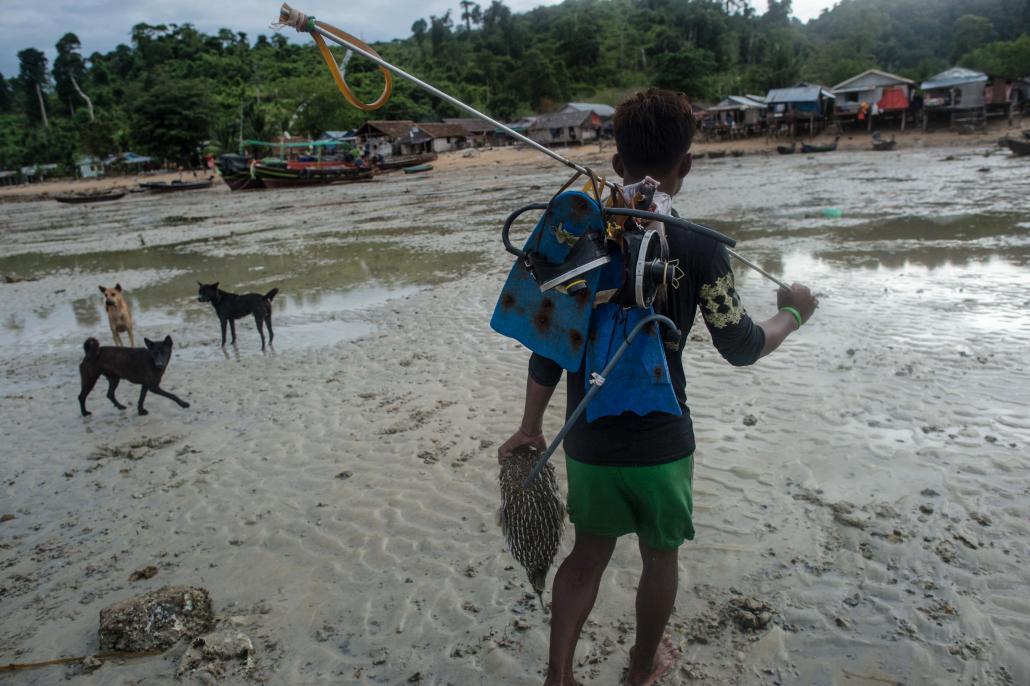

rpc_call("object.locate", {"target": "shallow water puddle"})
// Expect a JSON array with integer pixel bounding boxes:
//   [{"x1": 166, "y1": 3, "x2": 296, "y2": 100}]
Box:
[{"x1": 0, "y1": 237, "x2": 485, "y2": 356}]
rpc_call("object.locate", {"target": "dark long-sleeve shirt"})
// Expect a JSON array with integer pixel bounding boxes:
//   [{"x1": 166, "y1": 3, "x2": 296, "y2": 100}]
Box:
[{"x1": 529, "y1": 222, "x2": 765, "y2": 466}]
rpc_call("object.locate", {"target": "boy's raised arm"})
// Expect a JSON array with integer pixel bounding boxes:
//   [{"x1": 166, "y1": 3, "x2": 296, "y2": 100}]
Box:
[{"x1": 498, "y1": 354, "x2": 563, "y2": 462}]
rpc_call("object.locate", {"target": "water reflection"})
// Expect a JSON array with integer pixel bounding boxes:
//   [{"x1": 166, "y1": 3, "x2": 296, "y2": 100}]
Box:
[{"x1": 0, "y1": 237, "x2": 485, "y2": 353}]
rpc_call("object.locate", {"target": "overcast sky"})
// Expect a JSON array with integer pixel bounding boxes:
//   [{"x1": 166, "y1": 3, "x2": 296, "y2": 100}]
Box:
[{"x1": 1, "y1": 1, "x2": 837, "y2": 78}]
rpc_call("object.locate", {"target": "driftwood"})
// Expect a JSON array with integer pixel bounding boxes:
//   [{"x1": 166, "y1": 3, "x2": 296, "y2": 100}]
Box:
[{"x1": 0, "y1": 649, "x2": 162, "y2": 673}]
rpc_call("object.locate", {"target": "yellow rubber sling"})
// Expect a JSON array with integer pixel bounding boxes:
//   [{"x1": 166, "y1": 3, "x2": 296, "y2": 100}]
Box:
[{"x1": 280, "y1": 3, "x2": 392, "y2": 111}]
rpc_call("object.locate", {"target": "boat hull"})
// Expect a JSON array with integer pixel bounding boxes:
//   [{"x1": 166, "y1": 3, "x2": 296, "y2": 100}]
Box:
[
  {"x1": 140, "y1": 180, "x2": 214, "y2": 192},
  {"x1": 375, "y1": 152, "x2": 437, "y2": 172},
  {"x1": 54, "y1": 192, "x2": 125, "y2": 204},
  {"x1": 1005, "y1": 138, "x2": 1030, "y2": 156},
  {"x1": 256, "y1": 166, "x2": 374, "y2": 187}
]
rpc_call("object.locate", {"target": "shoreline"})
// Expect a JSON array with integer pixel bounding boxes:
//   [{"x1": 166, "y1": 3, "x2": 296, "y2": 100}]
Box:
[{"x1": 2, "y1": 118, "x2": 1025, "y2": 203}]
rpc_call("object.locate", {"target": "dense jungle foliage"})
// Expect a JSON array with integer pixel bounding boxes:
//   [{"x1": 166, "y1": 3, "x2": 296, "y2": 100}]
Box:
[{"x1": 2, "y1": 0, "x2": 1029, "y2": 170}]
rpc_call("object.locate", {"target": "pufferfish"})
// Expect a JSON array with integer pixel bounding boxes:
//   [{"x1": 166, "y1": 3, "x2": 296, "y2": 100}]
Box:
[{"x1": 498, "y1": 445, "x2": 566, "y2": 608}]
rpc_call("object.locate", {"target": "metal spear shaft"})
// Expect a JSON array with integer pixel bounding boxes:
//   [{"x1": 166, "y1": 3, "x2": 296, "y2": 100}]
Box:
[{"x1": 292, "y1": 10, "x2": 791, "y2": 291}]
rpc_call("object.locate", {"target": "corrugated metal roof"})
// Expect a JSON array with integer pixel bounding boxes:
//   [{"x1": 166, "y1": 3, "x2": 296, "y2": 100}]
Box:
[
  {"x1": 356, "y1": 120, "x2": 417, "y2": 139},
  {"x1": 563, "y1": 102, "x2": 615, "y2": 116},
  {"x1": 921, "y1": 67, "x2": 988, "y2": 90},
  {"x1": 442, "y1": 117, "x2": 495, "y2": 133},
  {"x1": 832, "y1": 69, "x2": 914, "y2": 93},
  {"x1": 709, "y1": 95, "x2": 767, "y2": 111},
  {"x1": 418, "y1": 123, "x2": 472, "y2": 139},
  {"x1": 766, "y1": 83, "x2": 834, "y2": 103},
  {"x1": 529, "y1": 110, "x2": 597, "y2": 130}
]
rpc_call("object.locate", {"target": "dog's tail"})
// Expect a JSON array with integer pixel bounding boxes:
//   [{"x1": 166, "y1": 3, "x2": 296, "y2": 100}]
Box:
[
  {"x1": 265, "y1": 288, "x2": 279, "y2": 302},
  {"x1": 83, "y1": 337, "x2": 100, "y2": 358}
]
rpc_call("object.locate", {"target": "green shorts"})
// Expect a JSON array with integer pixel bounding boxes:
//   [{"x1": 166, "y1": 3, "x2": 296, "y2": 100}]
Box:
[{"x1": 565, "y1": 454, "x2": 695, "y2": 550}]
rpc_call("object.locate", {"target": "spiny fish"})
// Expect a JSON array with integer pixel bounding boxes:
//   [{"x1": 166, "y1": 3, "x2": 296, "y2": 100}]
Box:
[{"x1": 498, "y1": 445, "x2": 566, "y2": 609}]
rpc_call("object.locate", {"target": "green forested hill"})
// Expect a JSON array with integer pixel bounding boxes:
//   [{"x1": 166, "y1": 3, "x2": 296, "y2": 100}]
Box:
[{"x1": 2, "y1": 0, "x2": 1028, "y2": 170}]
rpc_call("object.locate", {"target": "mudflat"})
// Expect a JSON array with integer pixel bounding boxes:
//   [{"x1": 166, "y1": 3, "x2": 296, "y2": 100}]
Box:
[{"x1": 1, "y1": 142, "x2": 1028, "y2": 684}]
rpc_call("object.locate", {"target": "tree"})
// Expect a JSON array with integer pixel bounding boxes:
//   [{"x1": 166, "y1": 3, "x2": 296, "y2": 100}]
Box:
[
  {"x1": 952, "y1": 15, "x2": 994, "y2": 63},
  {"x1": 17, "y1": 48, "x2": 49, "y2": 128},
  {"x1": 411, "y1": 18, "x2": 428, "y2": 58},
  {"x1": 0, "y1": 73, "x2": 12, "y2": 113},
  {"x1": 429, "y1": 11, "x2": 454, "y2": 58},
  {"x1": 131, "y1": 79, "x2": 216, "y2": 164},
  {"x1": 764, "y1": 0, "x2": 792, "y2": 27},
  {"x1": 53, "y1": 33, "x2": 94, "y2": 120},
  {"x1": 962, "y1": 33, "x2": 1030, "y2": 77},
  {"x1": 653, "y1": 46, "x2": 718, "y2": 101},
  {"x1": 459, "y1": 2, "x2": 482, "y2": 32}
]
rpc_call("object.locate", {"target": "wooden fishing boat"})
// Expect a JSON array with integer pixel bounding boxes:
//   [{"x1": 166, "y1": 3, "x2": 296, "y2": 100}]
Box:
[
  {"x1": 54, "y1": 190, "x2": 126, "y2": 204},
  {"x1": 1004, "y1": 137, "x2": 1030, "y2": 156},
  {"x1": 801, "y1": 137, "x2": 840, "y2": 154},
  {"x1": 256, "y1": 161, "x2": 374, "y2": 187},
  {"x1": 402, "y1": 164, "x2": 433, "y2": 174},
  {"x1": 375, "y1": 152, "x2": 437, "y2": 172},
  {"x1": 731, "y1": 150, "x2": 745, "y2": 157},
  {"x1": 139, "y1": 179, "x2": 214, "y2": 193},
  {"x1": 1023, "y1": 130, "x2": 1030, "y2": 140},
  {"x1": 776, "y1": 143, "x2": 796, "y2": 155},
  {"x1": 216, "y1": 154, "x2": 265, "y2": 191},
  {"x1": 707, "y1": 150, "x2": 727, "y2": 159},
  {"x1": 872, "y1": 137, "x2": 897, "y2": 151}
]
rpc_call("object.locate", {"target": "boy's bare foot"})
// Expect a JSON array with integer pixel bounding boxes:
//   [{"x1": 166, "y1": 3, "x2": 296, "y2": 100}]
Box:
[{"x1": 624, "y1": 637, "x2": 679, "y2": 686}]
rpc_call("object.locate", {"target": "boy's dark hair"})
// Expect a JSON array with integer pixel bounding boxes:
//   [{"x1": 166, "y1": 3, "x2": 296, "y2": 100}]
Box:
[{"x1": 613, "y1": 89, "x2": 695, "y2": 174}]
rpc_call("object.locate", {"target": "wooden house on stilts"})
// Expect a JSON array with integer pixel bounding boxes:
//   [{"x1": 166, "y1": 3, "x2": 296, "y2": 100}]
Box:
[
  {"x1": 831, "y1": 69, "x2": 915, "y2": 131},
  {"x1": 920, "y1": 68, "x2": 989, "y2": 130}
]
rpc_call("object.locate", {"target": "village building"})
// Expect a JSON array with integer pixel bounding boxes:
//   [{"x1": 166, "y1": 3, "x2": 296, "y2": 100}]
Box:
[
  {"x1": 417, "y1": 123, "x2": 471, "y2": 153},
  {"x1": 442, "y1": 117, "x2": 515, "y2": 147},
  {"x1": 77, "y1": 155, "x2": 104, "y2": 179},
  {"x1": 0, "y1": 170, "x2": 22, "y2": 187},
  {"x1": 704, "y1": 95, "x2": 767, "y2": 139},
  {"x1": 527, "y1": 110, "x2": 603, "y2": 146},
  {"x1": 921, "y1": 67, "x2": 990, "y2": 129},
  {"x1": 355, "y1": 121, "x2": 433, "y2": 157},
  {"x1": 764, "y1": 83, "x2": 836, "y2": 136},
  {"x1": 559, "y1": 102, "x2": 615, "y2": 119},
  {"x1": 831, "y1": 69, "x2": 915, "y2": 130}
]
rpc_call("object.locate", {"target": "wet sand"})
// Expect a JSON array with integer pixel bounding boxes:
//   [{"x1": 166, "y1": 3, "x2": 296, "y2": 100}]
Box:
[{"x1": 1, "y1": 143, "x2": 1029, "y2": 684}]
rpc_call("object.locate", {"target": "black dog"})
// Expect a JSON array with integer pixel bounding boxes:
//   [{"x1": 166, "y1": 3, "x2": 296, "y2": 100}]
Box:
[
  {"x1": 79, "y1": 336, "x2": 190, "y2": 416},
  {"x1": 197, "y1": 282, "x2": 279, "y2": 350}
]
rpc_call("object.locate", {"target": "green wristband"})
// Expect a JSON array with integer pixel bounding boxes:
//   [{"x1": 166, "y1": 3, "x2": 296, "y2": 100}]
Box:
[{"x1": 780, "y1": 306, "x2": 802, "y2": 329}]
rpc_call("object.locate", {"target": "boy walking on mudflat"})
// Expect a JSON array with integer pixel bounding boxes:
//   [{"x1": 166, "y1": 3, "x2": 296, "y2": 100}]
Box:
[{"x1": 499, "y1": 89, "x2": 818, "y2": 686}]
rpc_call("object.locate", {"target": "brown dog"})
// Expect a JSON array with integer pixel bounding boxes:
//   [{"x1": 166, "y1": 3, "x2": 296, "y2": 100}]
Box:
[{"x1": 99, "y1": 284, "x2": 135, "y2": 347}]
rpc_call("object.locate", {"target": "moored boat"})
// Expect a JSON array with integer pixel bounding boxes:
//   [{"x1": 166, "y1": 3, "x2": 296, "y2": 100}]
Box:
[
  {"x1": 216, "y1": 154, "x2": 265, "y2": 191},
  {"x1": 707, "y1": 150, "x2": 727, "y2": 159},
  {"x1": 872, "y1": 138, "x2": 897, "y2": 151},
  {"x1": 255, "y1": 161, "x2": 374, "y2": 187},
  {"x1": 139, "y1": 179, "x2": 214, "y2": 192},
  {"x1": 54, "y1": 190, "x2": 126, "y2": 204},
  {"x1": 375, "y1": 152, "x2": 437, "y2": 172},
  {"x1": 776, "y1": 142, "x2": 796, "y2": 155},
  {"x1": 402, "y1": 164, "x2": 433, "y2": 174},
  {"x1": 801, "y1": 136, "x2": 840, "y2": 154},
  {"x1": 1005, "y1": 137, "x2": 1030, "y2": 156}
]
